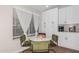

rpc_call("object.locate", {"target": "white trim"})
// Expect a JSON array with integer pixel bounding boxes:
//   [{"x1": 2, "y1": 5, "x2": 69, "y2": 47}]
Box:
[
  {"x1": 13, "y1": 36, "x2": 20, "y2": 39},
  {"x1": 27, "y1": 33, "x2": 35, "y2": 36},
  {"x1": 13, "y1": 33, "x2": 35, "y2": 39}
]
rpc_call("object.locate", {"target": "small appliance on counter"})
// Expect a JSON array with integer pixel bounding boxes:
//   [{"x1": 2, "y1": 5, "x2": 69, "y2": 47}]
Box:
[
  {"x1": 69, "y1": 25, "x2": 76, "y2": 32},
  {"x1": 58, "y1": 25, "x2": 64, "y2": 32},
  {"x1": 58, "y1": 24, "x2": 77, "y2": 32}
]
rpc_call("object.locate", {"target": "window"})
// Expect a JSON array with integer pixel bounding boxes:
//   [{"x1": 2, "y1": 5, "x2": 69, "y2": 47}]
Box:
[
  {"x1": 13, "y1": 9, "x2": 24, "y2": 39},
  {"x1": 13, "y1": 9, "x2": 39, "y2": 39},
  {"x1": 27, "y1": 15, "x2": 36, "y2": 36}
]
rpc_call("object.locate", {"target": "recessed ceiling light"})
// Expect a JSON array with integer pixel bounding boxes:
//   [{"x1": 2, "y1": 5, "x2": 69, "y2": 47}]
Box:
[{"x1": 46, "y1": 5, "x2": 48, "y2": 7}]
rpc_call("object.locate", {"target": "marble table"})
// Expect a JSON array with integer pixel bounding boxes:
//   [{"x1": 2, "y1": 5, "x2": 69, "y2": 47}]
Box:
[{"x1": 29, "y1": 37, "x2": 51, "y2": 52}]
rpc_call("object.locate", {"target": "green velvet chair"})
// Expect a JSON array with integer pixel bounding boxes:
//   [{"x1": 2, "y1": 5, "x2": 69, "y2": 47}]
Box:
[
  {"x1": 50, "y1": 34, "x2": 58, "y2": 46},
  {"x1": 20, "y1": 34, "x2": 31, "y2": 47}
]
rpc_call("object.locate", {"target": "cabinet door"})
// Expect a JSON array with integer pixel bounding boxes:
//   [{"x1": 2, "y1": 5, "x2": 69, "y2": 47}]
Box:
[
  {"x1": 59, "y1": 33, "x2": 79, "y2": 50},
  {"x1": 66, "y1": 6, "x2": 79, "y2": 24},
  {"x1": 41, "y1": 12, "x2": 47, "y2": 33},
  {"x1": 66, "y1": 33, "x2": 79, "y2": 50},
  {"x1": 66, "y1": 6, "x2": 74, "y2": 24},
  {"x1": 59, "y1": 6, "x2": 79, "y2": 24},
  {"x1": 59, "y1": 8, "x2": 66, "y2": 24},
  {"x1": 45, "y1": 8, "x2": 58, "y2": 37},
  {"x1": 42, "y1": 8, "x2": 58, "y2": 37},
  {"x1": 58, "y1": 33, "x2": 69, "y2": 47}
]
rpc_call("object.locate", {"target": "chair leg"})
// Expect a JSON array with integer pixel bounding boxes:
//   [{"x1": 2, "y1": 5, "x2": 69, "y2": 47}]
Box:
[{"x1": 31, "y1": 44, "x2": 33, "y2": 53}]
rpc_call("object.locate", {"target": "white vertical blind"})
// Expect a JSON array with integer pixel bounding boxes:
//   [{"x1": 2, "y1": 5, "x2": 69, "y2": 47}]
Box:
[
  {"x1": 33, "y1": 14, "x2": 40, "y2": 36},
  {"x1": 15, "y1": 8, "x2": 32, "y2": 37}
]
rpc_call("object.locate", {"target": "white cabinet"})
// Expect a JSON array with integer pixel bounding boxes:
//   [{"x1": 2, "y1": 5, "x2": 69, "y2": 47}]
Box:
[
  {"x1": 59, "y1": 6, "x2": 79, "y2": 50},
  {"x1": 67, "y1": 33, "x2": 79, "y2": 50},
  {"x1": 58, "y1": 32, "x2": 69, "y2": 48},
  {"x1": 41, "y1": 12, "x2": 47, "y2": 33},
  {"x1": 59, "y1": 7, "x2": 67, "y2": 24},
  {"x1": 59, "y1": 6, "x2": 79, "y2": 24},
  {"x1": 66, "y1": 6, "x2": 79, "y2": 24},
  {"x1": 58, "y1": 32, "x2": 79, "y2": 50},
  {"x1": 41, "y1": 8, "x2": 58, "y2": 37}
]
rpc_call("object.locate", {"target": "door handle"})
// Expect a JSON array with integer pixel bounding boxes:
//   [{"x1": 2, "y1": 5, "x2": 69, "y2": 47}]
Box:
[{"x1": 65, "y1": 37, "x2": 68, "y2": 40}]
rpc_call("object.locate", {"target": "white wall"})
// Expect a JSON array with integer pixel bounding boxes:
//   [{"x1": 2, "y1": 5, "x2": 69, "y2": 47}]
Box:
[
  {"x1": 0, "y1": 5, "x2": 41, "y2": 53},
  {"x1": 0, "y1": 6, "x2": 23, "y2": 53}
]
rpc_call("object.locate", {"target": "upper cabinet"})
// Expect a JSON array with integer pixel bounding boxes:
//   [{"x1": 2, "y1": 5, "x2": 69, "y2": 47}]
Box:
[
  {"x1": 59, "y1": 7, "x2": 67, "y2": 24},
  {"x1": 66, "y1": 6, "x2": 79, "y2": 24},
  {"x1": 41, "y1": 12, "x2": 47, "y2": 33},
  {"x1": 41, "y1": 8, "x2": 58, "y2": 37},
  {"x1": 59, "y1": 6, "x2": 79, "y2": 24}
]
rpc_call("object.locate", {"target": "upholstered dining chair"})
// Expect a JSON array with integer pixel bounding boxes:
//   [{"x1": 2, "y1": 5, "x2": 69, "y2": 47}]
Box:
[
  {"x1": 50, "y1": 34, "x2": 58, "y2": 46},
  {"x1": 20, "y1": 34, "x2": 31, "y2": 47}
]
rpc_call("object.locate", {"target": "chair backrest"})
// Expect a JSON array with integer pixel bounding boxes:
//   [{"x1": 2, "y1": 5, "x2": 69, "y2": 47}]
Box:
[
  {"x1": 38, "y1": 33, "x2": 46, "y2": 38},
  {"x1": 20, "y1": 34, "x2": 26, "y2": 44},
  {"x1": 52, "y1": 34, "x2": 58, "y2": 43}
]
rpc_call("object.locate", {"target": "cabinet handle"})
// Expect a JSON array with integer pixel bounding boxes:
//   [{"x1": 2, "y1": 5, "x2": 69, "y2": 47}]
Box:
[{"x1": 65, "y1": 37, "x2": 68, "y2": 40}]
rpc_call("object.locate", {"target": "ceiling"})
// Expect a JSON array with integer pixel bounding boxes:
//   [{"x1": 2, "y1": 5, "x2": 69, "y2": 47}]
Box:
[
  {"x1": 19, "y1": 5, "x2": 70, "y2": 12},
  {"x1": 24, "y1": 5, "x2": 58, "y2": 12},
  {"x1": 15, "y1": 5, "x2": 70, "y2": 14}
]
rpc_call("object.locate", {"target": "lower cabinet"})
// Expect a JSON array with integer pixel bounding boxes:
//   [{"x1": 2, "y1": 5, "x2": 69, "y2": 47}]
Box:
[
  {"x1": 58, "y1": 32, "x2": 68, "y2": 48},
  {"x1": 58, "y1": 32, "x2": 79, "y2": 51}
]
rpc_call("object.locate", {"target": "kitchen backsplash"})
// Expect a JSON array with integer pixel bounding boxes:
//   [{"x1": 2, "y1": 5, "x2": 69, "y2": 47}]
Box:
[{"x1": 58, "y1": 24, "x2": 79, "y2": 32}]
